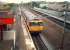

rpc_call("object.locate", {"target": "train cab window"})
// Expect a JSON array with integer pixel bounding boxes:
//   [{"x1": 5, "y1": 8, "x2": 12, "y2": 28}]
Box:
[{"x1": 29, "y1": 22, "x2": 43, "y2": 26}]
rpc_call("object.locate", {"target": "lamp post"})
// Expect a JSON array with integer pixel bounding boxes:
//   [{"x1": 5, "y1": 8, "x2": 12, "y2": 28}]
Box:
[{"x1": 60, "y1": 1, "x2": 68, "y2": 50}]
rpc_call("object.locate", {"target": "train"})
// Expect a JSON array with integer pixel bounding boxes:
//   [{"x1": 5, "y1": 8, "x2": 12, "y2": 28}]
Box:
[
  {"x1": 0, "y1": 11, "x2": 15, "y2": 30},
  {"x1": 0, "y1": 11, "x2": 15, "y2": 40},
  {"x1": 28, "y1": 18, "x2": 47, "y2": 33}
]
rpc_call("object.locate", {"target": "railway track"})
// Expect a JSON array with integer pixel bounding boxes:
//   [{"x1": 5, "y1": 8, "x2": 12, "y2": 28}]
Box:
[
  {"x1": 47, "y1": 17, "x2": 70, "y2": 30},
  {"x1": 31, "y1": 34, "x2": 48, "y2": 50}
]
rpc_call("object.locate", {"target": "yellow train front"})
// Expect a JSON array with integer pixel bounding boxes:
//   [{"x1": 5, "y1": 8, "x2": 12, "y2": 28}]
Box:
[{"x1": 28, "y1": 19, "x2": 47, "y2": 34}]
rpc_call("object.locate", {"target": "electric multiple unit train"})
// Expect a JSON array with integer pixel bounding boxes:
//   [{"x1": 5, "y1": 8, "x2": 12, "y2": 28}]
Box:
[{"x1": 28, "y1": 18, "x2": 47, "y2": 33}]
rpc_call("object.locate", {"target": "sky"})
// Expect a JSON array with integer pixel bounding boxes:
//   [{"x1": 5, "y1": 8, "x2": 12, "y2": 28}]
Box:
[{"x1": 0, "y1": 0, "x2": 70, "y2": 3}]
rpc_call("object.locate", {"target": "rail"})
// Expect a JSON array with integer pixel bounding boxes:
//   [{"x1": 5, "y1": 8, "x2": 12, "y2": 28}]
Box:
[{"x1": 31, "y1": 34, "x2": 48, "y2": 50}]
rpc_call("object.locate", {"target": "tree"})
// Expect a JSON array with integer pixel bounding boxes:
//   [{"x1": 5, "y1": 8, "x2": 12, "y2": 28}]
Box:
[{"x1": 32, "y1": 1, "x2": 40, "y2": 8}]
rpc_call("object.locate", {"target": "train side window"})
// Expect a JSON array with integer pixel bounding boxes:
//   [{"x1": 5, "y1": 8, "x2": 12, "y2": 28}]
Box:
[
  {"x1": 29, "y1": 22, "x2": 43, "y2": 26},
  {"x1": 31, "y1": 22, "x2": 36, "y2": 26},
  {"x1": 39, "y1": 22, "x2": 43, "y2": 25}
]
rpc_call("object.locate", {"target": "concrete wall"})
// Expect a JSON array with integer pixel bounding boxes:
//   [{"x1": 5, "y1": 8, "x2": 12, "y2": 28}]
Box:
[{"x1": 47, "y1": 2, "x2": 64, "y2": 11}]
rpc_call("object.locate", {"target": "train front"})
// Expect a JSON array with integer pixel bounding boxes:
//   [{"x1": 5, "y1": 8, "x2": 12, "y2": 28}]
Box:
[{"x1": 28, "y1": 19, "x2": 48, "y2": 34}]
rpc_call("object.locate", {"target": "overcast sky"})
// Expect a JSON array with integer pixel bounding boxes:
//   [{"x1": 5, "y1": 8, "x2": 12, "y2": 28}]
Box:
[{"x1": 0, "y1": 0, "x2": 70, "y2": 3}]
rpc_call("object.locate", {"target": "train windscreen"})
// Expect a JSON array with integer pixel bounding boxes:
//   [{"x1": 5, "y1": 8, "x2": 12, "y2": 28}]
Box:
[{"x1": 29, "y1": 22, "x2": 43, "y2": 26}]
